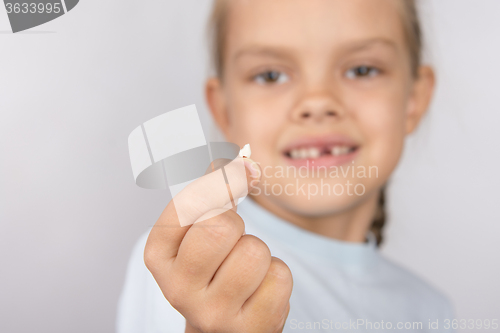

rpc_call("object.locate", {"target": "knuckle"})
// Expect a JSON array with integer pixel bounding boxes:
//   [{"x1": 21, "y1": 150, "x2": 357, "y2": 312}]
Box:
[
  {"x1": 164, "y1": 275, "x2": 189, "y2": 309},
  {"x1": 204, "y1": 211, "x2": 243, "y2": 242},
  {"x1": 143, "y1": 243, "x2": 160, "y2": 273},
  {"x1": 268, "y1": 257, "x2": 293, "y2": 285},
  {"x1": 240, "y1": 235, "x2": 271, "y2": 262},
  {"x1": 196, "y1": 312, "x2": 223, "y2": 333},
  {"x1": 201, "y1": 320, "x2": 218, "y2": 333},
  {"x1": 165, "y1": 287, "x2": 183, "y2": 309}
]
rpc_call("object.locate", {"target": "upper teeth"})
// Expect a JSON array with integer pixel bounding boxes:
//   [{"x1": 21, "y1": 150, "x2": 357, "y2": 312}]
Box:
[
  {"x1": 288, "y1": 146, "x2": 352, "y2": 159},
  {"x1": 331, "y1": 146, "x2": 351, "y2": 156}
]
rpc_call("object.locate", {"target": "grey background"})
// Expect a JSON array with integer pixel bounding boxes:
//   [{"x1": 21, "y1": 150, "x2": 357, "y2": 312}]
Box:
[{"x1": 0, "y1": 0, "x2": 498, "y2": 332}]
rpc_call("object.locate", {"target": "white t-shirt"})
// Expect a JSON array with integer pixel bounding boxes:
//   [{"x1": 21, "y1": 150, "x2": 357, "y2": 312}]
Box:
[{"x1": 117, "y1": 198, "x2": 455, "y2": 332}]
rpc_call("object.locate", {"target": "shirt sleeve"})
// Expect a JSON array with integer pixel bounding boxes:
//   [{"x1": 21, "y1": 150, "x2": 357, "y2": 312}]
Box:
[
  {"x1": 442, "y1": 296, "x2": 458, "y2": 333},
  {"x1": 116, "y1": 230, "x2": 186, "y2": 333}
]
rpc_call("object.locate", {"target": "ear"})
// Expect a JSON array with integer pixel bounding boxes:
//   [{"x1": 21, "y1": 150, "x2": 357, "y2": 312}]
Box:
[
  {"x1": 205, "y1": 77, "x2": 230, "y2": 137},
  {"x1": 405, "y1": 65, "x2": 436, "y2": 134}
]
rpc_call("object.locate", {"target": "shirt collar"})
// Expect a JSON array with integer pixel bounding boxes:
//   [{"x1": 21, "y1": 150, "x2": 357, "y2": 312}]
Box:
[{"x1": 237, "y1": 197, "x2": 378, "y2": 266}]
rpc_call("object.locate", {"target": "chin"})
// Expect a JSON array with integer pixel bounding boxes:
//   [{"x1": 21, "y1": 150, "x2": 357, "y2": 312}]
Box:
[
  {"x1": 257, "y1": 176, "x2": 375, "y2": 217},
  {"x1": 282, "y1": 192, "x2": 366, "y2": 216}
]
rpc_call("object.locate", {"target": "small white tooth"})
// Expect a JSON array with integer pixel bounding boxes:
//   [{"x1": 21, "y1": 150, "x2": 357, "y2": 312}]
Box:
[
  {"x1": 239, "y1": 144, "x2": 252, "y2": 158},
  {"x1": 332, "y1": 146, "x2": 342, "y2": 156},
  {"x1": 299, "y1": 148, "x2": 308, "y2": 159},
  {"x1": 309, "y1": 147, "x2": 320, "y2": 158},
  {"x1": 290, "y1": 149, "x2": 300, "y2": 159}
]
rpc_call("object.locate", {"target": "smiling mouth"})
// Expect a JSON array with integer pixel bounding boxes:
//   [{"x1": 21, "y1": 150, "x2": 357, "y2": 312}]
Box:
[{"x1": 284, "y1": 144, "x2": 358, "y2": 160}]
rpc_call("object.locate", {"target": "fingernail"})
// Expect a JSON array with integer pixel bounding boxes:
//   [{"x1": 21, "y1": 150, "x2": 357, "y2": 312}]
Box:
[{"x1": 242, "y1": 157, "x2": 261, "y2": 181}]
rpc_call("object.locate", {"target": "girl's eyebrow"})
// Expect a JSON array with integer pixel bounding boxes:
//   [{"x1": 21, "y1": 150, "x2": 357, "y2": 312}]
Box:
[
  {"x1": 233, "y1": 46, "x2": 294, "y2": 62},
  {"x1": 343, "y1": 38, "x2": 399, "y2": 54},
  {"x1": 233, "y1": 38, "x2": 398, "y2": 62}
]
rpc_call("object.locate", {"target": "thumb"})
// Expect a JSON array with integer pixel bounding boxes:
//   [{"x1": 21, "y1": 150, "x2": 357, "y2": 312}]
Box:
[
  {"x1": 204, "y1": 156, "x2": 261, "y2": 201},
  {"x1": 222, "y1": 156, "x2": 262, "y2": 207},
  {"x1": 242, "y1": 157, "x2": 262, "y2": 194}
]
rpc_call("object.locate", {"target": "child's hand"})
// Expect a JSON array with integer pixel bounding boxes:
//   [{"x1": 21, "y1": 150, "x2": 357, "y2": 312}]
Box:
[{"x1": 144, "y1": 157, "x2": 293, "y2": 333}]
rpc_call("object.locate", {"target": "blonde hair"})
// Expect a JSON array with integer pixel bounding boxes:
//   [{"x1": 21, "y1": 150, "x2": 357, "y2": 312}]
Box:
[
  {"x1": 208, "y1": 0, "x2": 423, "y2": 79},
  {"x1": 206, "y1": 0, "x2": 424, "y2": 246},
  {"x1": 207, "y1": 0, "x2": 230, "y2": 78}
]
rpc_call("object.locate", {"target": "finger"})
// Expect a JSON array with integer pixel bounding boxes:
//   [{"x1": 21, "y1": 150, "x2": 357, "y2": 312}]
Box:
[
  {"x1": 192, "y1": 156, "x2": 261, "y2": 224},
  {"x1": 205, "y1": 158, "x2": 237, "y2": 213},
  {"x1": 144, "y1": 157, "x2": 261, "y2": 281},
  {"x1": 168, "y1": 158, "x2": 262, "y2": 289},
  {"x1": 205, "y1": 235, "x2": 272, "y2": 312},
  {"x1": 179, "y1": 156, "x2": 260, "y2": 226},
  {"x1": 240, "y1": 257, "x2": 293, "y2": 330},
  {"x1": 172, "y1": 208, "x2": 246, "y2": 289}
]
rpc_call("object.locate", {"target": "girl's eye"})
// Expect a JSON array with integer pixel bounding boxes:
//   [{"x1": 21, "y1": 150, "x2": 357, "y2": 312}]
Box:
[
  {"x1": 345, "y1": 66, "x2": 380, "y2": 79},
  {"x1": 254, "y1": 71, "x2": 289, "y2": 85}
]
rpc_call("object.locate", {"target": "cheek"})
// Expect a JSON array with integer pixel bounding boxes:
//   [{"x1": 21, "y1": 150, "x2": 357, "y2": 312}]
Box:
[
  {"x1": 225, "y1": 84, "x2": 290, "y2": 161},
  {"x1": 354, "y1": 95, "x2": 408, "y2": 177}
]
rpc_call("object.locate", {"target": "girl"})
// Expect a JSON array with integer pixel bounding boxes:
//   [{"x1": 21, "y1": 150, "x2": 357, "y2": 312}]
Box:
[{"x1": 118, "y1": 0, "x2": 455, "y2": 332}]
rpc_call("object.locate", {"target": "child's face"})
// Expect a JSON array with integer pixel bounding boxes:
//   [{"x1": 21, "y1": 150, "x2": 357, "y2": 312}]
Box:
[{"x1": 207, "y1": 0, "x2": 434, "y2": 217}]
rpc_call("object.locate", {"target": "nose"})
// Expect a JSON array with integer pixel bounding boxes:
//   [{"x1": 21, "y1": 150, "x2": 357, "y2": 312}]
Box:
[{"x1": 290, "y1": 91, "x2": 344, "y2": 124}]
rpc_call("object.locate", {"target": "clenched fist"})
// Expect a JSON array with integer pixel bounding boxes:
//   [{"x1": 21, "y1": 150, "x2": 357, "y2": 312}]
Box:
[{"x1": 144, "y1": 157, "x2": 293, "y2": 333}]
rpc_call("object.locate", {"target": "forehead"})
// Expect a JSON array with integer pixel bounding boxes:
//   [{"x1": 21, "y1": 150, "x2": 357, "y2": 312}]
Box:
[{"x1": 225, "y1": 0, "x2": 406, "y2": 57}]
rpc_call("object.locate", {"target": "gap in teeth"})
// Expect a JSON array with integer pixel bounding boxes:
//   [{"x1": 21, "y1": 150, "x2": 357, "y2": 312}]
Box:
[{"x1": 288, "y1": 146, "x2": 354, "y2": 159}]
